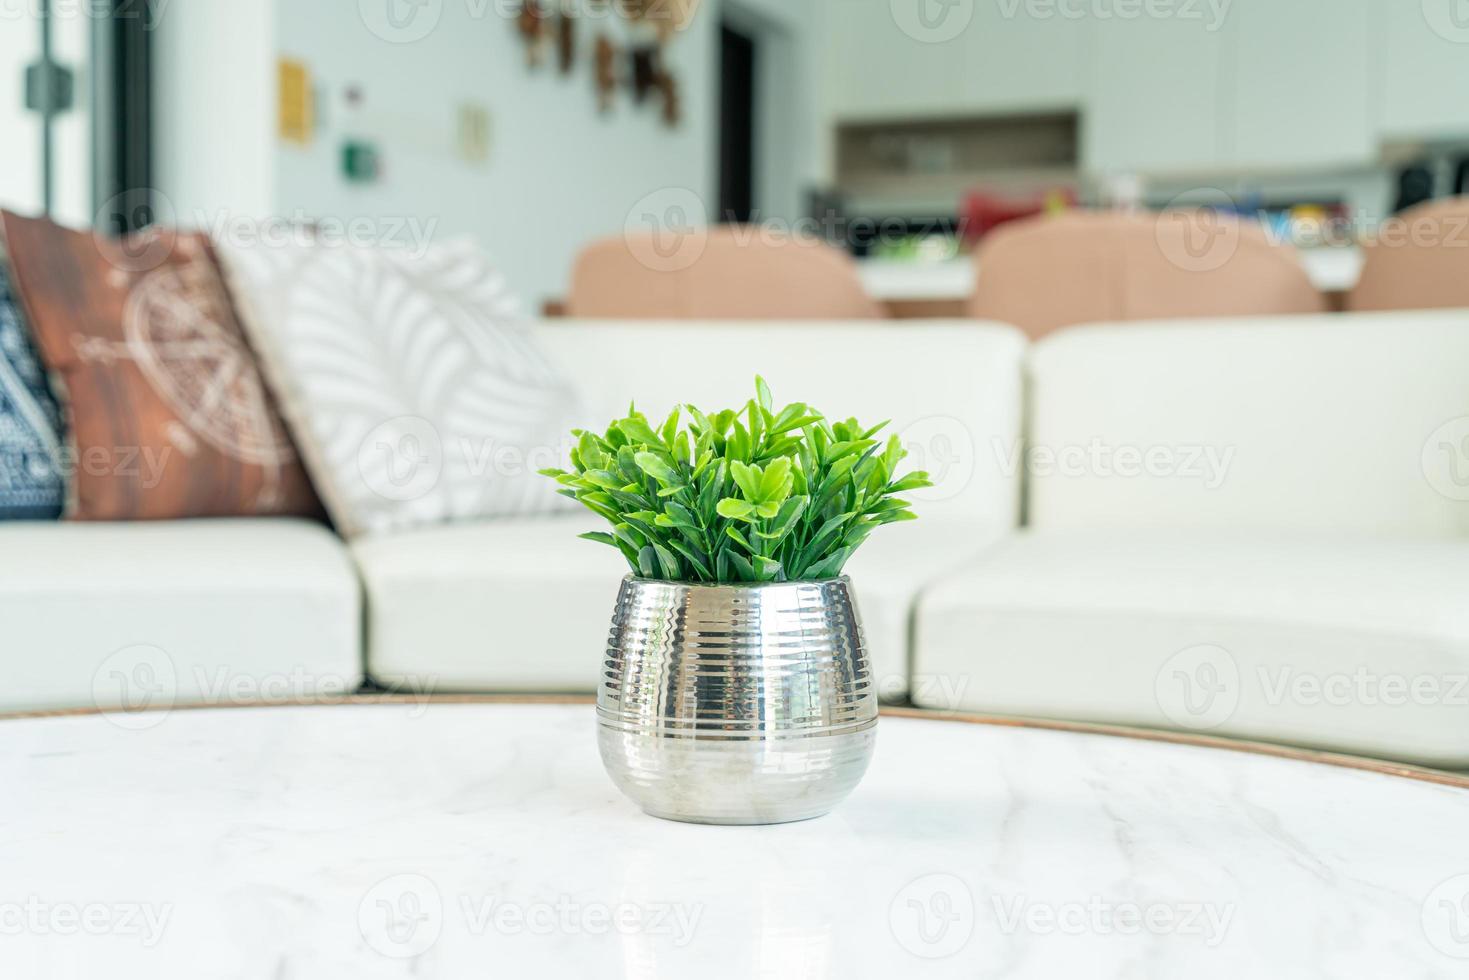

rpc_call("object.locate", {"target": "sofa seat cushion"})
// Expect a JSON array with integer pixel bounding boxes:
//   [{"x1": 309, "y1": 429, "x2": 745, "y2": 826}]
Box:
[
  {"x1": 843, "y1": 516, "x2": 1010, "y2": 701},
  {"x1": 354, "y1": 515, "x2": 1006, "y2": 699},
  {"x1": 353, "y1": 515, "x2": 626, "y2": 693},
  {"x1": 914, "y1": 530, "x2": 1469, "y2": 767},
  {"x1": 0, "y1": 520, "x2": 361, "y2": 715}
]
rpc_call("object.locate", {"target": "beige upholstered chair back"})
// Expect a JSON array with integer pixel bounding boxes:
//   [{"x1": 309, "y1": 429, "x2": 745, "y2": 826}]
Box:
[
  {"x1": 967, "y1": 211, "x2": 1326, "y2": 339},
  {"x1": 1348, "y1": 197, "x2": 1469, "y2": 313},
  {"x1": 567, "y1": 226, "x2": 884, "y2": 320}
]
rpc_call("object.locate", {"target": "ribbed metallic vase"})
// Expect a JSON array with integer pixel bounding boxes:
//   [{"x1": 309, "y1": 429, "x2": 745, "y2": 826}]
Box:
[{"x1": 597, "y1": 575, "x2": 878, "y2": 825}]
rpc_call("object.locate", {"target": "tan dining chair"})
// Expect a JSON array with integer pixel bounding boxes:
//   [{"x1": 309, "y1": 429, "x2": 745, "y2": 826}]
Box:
[
  {"x1": 967, "y1": 210, "x2": 1326, "y2": 340},
  {"x1": 1348, "y1": 197, "x2": 1469, "y2": 312},
  {"x1": 566, "y1": 225, "x2": 884, "y2": 320}
]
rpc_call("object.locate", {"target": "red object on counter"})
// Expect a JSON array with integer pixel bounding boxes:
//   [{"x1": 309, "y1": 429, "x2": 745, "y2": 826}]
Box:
[{"x1": 962, "y1": 189, "x2": 1078, "y2": 245}]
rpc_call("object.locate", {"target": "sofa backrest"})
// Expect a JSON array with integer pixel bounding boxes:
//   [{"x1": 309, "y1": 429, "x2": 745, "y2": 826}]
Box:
[
  {"x1": 566, "y1": 228, "x2": 885, "y2": 321},
  {"x1": 968, "y1": 210, "x2": 1326, "y2": 340},
  {"x1": 1349, "y1": 197, "x2": 1469, "y2": 313},
  {"x1": 540, "y1": 320, "x2": 1026, "y2": 527},
  {"x1": 1027, "y1": 310, "x2": 1469, "y2": 537}
]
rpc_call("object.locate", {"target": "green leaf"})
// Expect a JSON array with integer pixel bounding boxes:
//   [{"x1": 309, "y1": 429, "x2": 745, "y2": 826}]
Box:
[
  {"x1": 725, "y1": 525, "x2": 756, "y2": 551},
  {"x1": 725, "y1": 550, "x2": 757, "y2": 582},
  {"x1": 662, "y1": 501, "x2": 699, "y2": 529},
  {"x1": 802, "y1": 548, "x2": 851, "y2": 581},
  {"x1": 612, "y1": 523, "x2": 648, "y2": 552},
  {"x1": 577, "y1": 431, "x2": 610, "y2": 472},
  {"x1": 824, "y1": 439, "x2": 878, "y2": 465},
  {"x1": 754, "y1": 556, "x2": 784, "y2": 583},
  {"x1": 757, "y1": 496, "x2": 807, "y2": 542},
  {"x1": 617, "y1": 416, "x2": 664, "y2": 448},
  {"x1": 668, "y1": 540, "x2": 712, "y2": 579},
  {"x1": 755, "y1": 376, "x2": 774, "y2": 413},
  {"x1": 698, "y1": 460, "x2": 726, "y2": 520},
  {"x1": 728, "y1": 421, "x2": 752, "y2": 463},
  {"x1": 889, "y1": 471, "x2": 932, "y2": 494},
  {"x1": 686, "y1": 404, "x2": 712, "y2": 434},
  {"x1": 659, "y1": 407, "x2": 681, "y2": 447},
  {"x1": 768, "y1": 403, "x2": 819, "y2": 435},
  {"x1": 616, "y1": 445, "x2": 642, "y2": 482},
  {"x1": 634, "y1": 452, "x2": 681, "y2": 487},
  {"x1": 650, "y1": 542, "x2": 682, "y2": 580},
  {"x1": 636, "y1": 546, "x2": 658, "y2": 579},
  {"x1": 758, "y1": 457, "x2": 792, "y2": 503},
  {"x1": 578, "y1": 531, "x2": 619, "y2": 548},
  {"x1": 729, "y1": 461, "x2": 762, "y2": 501},
  {"x1": 717, "y1": 498, "x2": 757, "y2": 522}
]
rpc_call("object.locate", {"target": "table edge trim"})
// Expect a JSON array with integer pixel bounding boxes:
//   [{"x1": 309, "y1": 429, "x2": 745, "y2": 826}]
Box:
[{"x1": 3, "y1": 694, "x2": 1464, "y2": 790}]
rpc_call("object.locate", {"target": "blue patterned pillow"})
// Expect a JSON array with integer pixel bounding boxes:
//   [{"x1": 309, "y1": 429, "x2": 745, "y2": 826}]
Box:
[{"x1": 0, "y1": 254, "x2": 64, "y2": 519}]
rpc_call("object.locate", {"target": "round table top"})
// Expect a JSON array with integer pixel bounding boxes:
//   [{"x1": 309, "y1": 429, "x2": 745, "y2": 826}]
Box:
[{"x1": 6, "y1": 701, "x2": 1469, "y2": 978}]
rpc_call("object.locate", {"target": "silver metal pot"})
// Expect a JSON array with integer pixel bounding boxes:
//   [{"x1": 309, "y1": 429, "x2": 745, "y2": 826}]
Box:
[{"x1": 597, "y1": 575, "x2": 878, "y2": 825}]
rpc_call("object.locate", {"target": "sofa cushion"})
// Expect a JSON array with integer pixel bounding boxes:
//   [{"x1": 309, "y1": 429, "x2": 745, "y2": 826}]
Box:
[
  {"x1": 354, "y1": 514, "x2": 1005, "y2": 699},
  {"x1": 0, "y1": 520, "x2": 361, "y2": 715},
  {"x1": 354, "y1": 515, "x2": 626, "y2": 693},
  {"x1": 220, "y1": 238, "x2": 581, "y2": 538},
  {"x1": 1027, "y1": 311, "x2": 1469, "y2": 536},
  {"x1": 0, "y1": 211, "x2": 319, "y2": 521},
  {"x1": 0, "y1": 251, "x2": 64, "y2": 519},
  {"x1": 914, "y1": 529, "x2": 1469, "y2": 767}
]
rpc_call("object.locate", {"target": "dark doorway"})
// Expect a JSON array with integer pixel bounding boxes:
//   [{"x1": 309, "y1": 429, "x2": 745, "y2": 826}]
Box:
[{"x1": 718, "y1": 22, "x2": 756, "y2": 225}]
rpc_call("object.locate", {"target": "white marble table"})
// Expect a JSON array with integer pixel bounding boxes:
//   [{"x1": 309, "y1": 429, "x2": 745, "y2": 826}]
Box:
[{"x1": 5, "y1": 702, "x2": 1469, "y2": 978}]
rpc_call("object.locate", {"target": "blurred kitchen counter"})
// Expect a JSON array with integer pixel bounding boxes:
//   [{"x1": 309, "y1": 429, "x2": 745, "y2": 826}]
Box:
[{"x1": 860, "y1": 247, "x2": 1364, "y2": 318}]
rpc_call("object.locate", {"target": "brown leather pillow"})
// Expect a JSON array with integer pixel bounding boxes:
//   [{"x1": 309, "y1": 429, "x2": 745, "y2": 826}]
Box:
[{"x1": 0, "y1": 210, "x2": 319, "y2": 521}]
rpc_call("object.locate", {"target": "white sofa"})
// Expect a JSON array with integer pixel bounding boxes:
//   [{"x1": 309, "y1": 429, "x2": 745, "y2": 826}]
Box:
[
  {"x1": 6, "y1": 310, "x2": 1469, "y2": 770},
  {"x1": 915, "y1": 310, "x2": 1469, "y2": 766}
]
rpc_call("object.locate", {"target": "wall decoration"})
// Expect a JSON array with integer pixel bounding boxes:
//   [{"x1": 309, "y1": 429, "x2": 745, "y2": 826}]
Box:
[
  {"x1": 458, "y1": 103, "x2": 492, "y2": 165},
  {"x1": 277, "y1": 59, "x2": 314, "y2": 145},
  {"x1": 595, "y1": 34, "x2": 619, "y2": 113},
  {"x1": 630, "y1": 46, "x2": 659, "y2": 104},
  {"x1": 511, "y1": 2, "x2": 690, "y2": 126},
  {"x1": 658, "y1": 69, "x2": 680, "y2": 127},
  {"x1": 622, "y1": 0, "x2": 699, "y2": 41},
  {"x1": 518, "y1": 1, "x2": 549, "y2": 68},
  {"x1": 342, "y1": 141, "x2": 382, "y2": 183},
  {"x1": 557, "y1": 12, "x2": 576, "y2": 75}
]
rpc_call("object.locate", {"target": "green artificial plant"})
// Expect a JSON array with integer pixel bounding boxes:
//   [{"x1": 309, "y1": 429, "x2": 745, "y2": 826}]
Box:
[{"x1": 540, "y1": 378, "x2": 932, "y2": 584}]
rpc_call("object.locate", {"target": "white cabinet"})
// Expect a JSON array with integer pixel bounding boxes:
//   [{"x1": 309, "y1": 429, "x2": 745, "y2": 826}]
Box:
[
  {"x1": 824, "y1": 0, "x2": 965, "y2": 120},
  {"x1": 955, "y1": 1, "x2": 1088, "y2": 113},
  {"x1": 1229, "y1": 0, "x2": 1373, "y2": 169},
  {"x1": 1083, "y1": 14, "x2": 1230, "y2": 173},
  {"x1": 823, "y1": 0, "x2": 1086, "y2": 120},
  {"x1": 1375, "y1": 0, "x2": 1469, "y2": 139},
  {"x1": 821, "y1": 0, "x2": 1469, "y2": 176}
]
